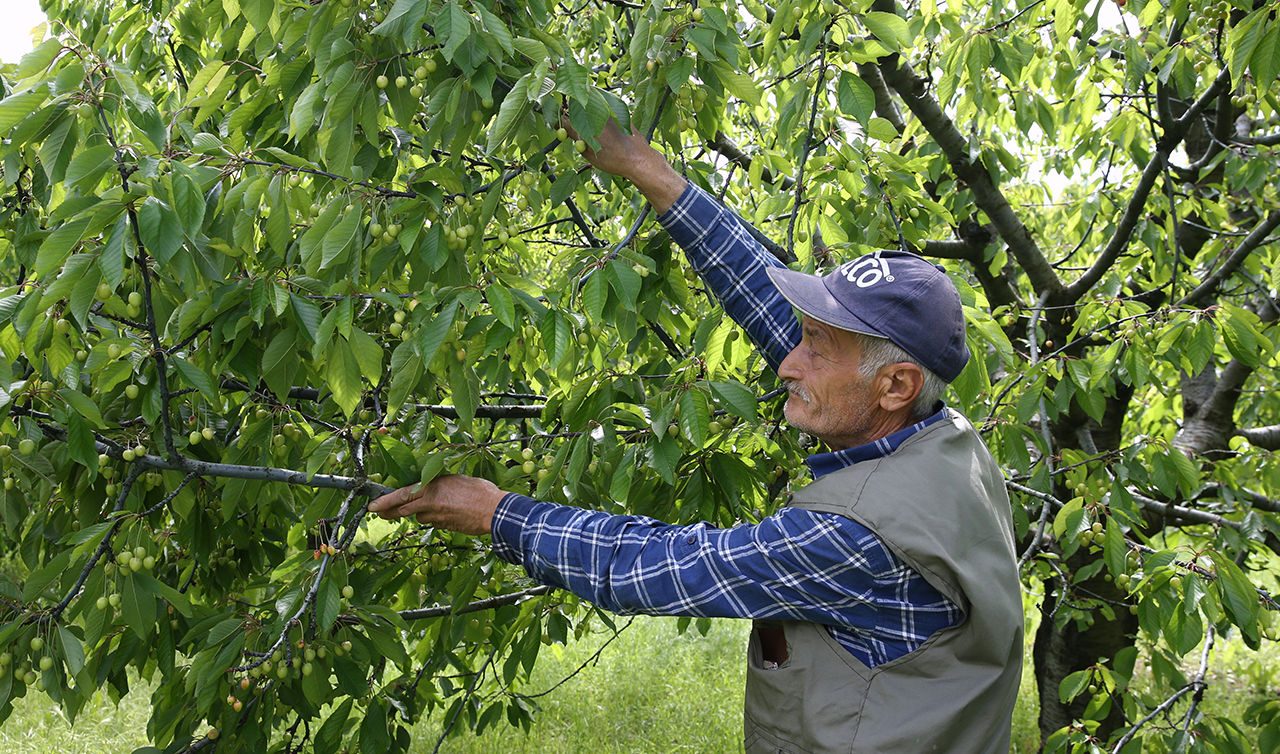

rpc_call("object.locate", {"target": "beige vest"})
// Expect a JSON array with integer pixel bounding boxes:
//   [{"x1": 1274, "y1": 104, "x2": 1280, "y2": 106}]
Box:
[{"x1": 744, "y1": 409, "x2": 1023, "y2": 754}]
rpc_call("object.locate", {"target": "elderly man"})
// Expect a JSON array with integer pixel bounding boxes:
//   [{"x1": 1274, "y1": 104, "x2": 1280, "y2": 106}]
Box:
[{"x1": 370, "y1": 122, "x2": 1023, "y2": 754}]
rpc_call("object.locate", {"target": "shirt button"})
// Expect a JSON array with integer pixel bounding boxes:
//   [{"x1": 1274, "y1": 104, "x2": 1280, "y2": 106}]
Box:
[{"x1": 686, "y1": 535, "x2": 697, "y2": 545}]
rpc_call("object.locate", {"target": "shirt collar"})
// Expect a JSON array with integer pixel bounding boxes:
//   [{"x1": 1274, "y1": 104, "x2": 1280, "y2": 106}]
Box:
[{"x1": 804, "y1": 405, "x2": 949, "y2": 479}]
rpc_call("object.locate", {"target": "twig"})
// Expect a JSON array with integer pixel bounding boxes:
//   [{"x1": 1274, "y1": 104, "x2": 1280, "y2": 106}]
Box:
[
  {"x1": 398, "y1": 585, "x2": 554, "y2": 621},
  {"x1": 432, "y1": 643, "x2": 500, "y2": 753},
  {"x1": 1111, "y1": 626, "x2": 1213, "y2": 752},
  {"x1": 786, "y1": 32, "x2": 830, "y2": 258}
]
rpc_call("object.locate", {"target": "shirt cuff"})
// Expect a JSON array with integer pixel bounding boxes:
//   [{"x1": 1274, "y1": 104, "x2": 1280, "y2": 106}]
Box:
[
  {"x1": 490, "y1": 492, "x2": 539, "y2": 565},
  {"x1": 655, "y1": 182, "x2": 720, "y2": 256}
]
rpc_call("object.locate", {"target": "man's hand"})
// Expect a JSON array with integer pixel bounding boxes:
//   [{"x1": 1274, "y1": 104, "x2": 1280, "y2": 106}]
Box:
[
  {"x1": 367, "y1": 475, "x2": 506, "y2": 536},
  {"x1": 566, "y1": 118, "x2": 687, "y2": 213}
]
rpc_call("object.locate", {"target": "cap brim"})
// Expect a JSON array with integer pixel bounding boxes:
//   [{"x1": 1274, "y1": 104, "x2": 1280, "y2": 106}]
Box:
[{"x1": 766, "y1": 267, "x2": 883, "y2": 338}]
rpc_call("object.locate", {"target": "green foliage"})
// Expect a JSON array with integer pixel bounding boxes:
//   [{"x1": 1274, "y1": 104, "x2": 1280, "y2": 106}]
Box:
[{"x1": 0, "y1": 0, "x2": 1279, "y2": 751}]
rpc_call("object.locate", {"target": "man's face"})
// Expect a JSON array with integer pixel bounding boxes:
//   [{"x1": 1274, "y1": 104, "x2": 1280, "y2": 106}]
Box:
[{"x1": 777, "y1": 318, "x2": 881, "y2": 451}]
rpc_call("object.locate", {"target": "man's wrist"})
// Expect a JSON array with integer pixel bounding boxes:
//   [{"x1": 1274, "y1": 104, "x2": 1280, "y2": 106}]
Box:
[
  {"x1": 625, "y1": 148, "x2": 687, "y2": 213},
  {"x1": 490, "y1": 493, "x2": 538, "y2": 565}
]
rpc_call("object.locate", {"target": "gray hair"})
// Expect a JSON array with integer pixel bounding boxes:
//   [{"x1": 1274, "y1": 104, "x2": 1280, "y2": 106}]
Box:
[{"x1": 852, "y1": 333, "x2": 949, "y2": 419}]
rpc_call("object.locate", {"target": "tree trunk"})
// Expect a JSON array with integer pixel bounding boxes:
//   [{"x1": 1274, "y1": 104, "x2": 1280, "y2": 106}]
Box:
[{"x1": 1033, "y1": 390, "x2": 1137, "y2": 746}]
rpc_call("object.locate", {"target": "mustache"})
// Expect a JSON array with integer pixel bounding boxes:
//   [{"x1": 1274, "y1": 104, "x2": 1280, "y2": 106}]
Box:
[{"x1": 784, "y1": 381, "x2": 810, "y2": 403}]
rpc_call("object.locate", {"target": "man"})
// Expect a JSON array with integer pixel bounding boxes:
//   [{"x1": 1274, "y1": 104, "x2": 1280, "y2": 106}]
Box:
[{"x1": 370, "y1": 121, "x2": 1023, "y2": 753}]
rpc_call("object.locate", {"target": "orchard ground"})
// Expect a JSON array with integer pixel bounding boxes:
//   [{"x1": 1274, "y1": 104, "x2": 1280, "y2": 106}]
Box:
[{"x1": 4, "y1": 613, "x2": 1278, "y2": 754}]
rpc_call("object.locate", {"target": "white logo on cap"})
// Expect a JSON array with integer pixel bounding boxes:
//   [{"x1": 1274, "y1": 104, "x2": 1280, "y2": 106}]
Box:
[{"x1": 839, "y1": 255, "x2": 894, "y2": 288}]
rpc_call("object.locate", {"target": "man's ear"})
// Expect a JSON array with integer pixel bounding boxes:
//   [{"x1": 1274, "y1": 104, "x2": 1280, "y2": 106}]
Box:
[{"x1": 877, "y1": 363, "x2": 924, "y2": 414}]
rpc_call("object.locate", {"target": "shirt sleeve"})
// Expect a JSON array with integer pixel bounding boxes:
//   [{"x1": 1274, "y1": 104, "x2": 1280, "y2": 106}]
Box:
[
  {"x1": 657, "y1": 183, "x2": 800, "y2": 374},
  {"x1": 490, "y1": 493, "x2": 960, "y2": 665}
]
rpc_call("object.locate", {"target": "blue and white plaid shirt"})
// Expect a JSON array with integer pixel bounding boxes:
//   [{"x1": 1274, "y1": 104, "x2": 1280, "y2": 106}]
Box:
[{"x1": 491, "y1": 183, "x2": 962, "y2": 668}]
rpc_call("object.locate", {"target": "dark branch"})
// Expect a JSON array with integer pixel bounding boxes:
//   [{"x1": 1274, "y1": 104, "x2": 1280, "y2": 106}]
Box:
[{"x1": 1176, "y1": 209, "x2": 1280, "y2": 308}]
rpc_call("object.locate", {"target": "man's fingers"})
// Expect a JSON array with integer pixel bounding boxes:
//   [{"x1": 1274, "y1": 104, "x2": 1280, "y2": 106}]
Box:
[{"x1": 369, "y1": 484, "x2": 424, "y2": 517}]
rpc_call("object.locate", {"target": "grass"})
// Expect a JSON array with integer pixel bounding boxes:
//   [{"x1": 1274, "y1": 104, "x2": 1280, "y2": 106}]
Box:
[
  {"x1": 1, "y1": 615, "x2": 1274, "y2": 753},
  {"x1": 412, "y1": 616, "x2": 750, "y2": 754},
  {"x1": 1, "y1": 682, "x2": 153, "y2": 753}
]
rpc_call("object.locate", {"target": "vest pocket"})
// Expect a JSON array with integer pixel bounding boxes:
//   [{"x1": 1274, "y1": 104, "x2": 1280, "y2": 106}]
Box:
[{"x1": 756, "y1": 623, "x2": 790, "y2": 669}]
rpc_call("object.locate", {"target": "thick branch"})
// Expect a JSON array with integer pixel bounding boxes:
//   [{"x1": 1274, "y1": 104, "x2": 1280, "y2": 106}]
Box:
[
  {"x1": 874, "y1": 54, "x2": 1063, "y2": 300},
  {"x1": 1240, "y1": 130, "x2": 1280, "y2": 147},
  {"x1": 1197, "y1": 483, "x2": 1280, "y2": 514},
  {"x1": 1068, "y1": 69, "x2": 1233, "y2": 302},
  {"x1": 1173, "y1": 358, "x2": 1253, "y2": 457},
  {"x1": 1176, "y1": 209, "x2": 1280, "y2": 308},
  {"x1": 408, "y1": 403, "x2": 545, "y2": 420},
  {"x1": 1235, "y1": 425, "x2": 1280, "y2": 451}
]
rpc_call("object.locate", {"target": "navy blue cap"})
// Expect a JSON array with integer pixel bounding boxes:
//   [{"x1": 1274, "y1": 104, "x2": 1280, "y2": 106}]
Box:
[{"x1": 766, "y1": 250, "x2": 970, "y2": 382}]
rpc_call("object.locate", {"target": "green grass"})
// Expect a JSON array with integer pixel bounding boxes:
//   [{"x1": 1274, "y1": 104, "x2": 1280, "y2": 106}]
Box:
[
  {"x1": 1, "y1": 682, "x2": 153, "y2": 753},
  {"x1": 2, "y1": 615, "x2": 1274, "y2": 753},
  {"x1": 413, "y1": 616, "x2": 750, "y2": 754}
]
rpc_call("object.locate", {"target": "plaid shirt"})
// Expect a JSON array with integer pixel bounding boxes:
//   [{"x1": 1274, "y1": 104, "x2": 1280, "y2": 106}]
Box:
[{"x1": 491, "y1": 184, "x2": 961, "y2": 668}]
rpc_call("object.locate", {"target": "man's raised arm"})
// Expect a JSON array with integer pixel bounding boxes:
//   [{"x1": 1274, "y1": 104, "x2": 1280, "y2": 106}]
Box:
[{"x1": 577, "y1": 119, "x2": 801, "y2": 373}]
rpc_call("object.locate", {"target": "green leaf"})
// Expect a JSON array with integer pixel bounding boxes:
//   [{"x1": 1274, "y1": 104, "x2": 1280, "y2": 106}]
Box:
[
  {"x1": 57, "y1": 387, "x2": 105, "y2": 429},
  {"x1": 1209, "y1": 551, "x2": 1260, "y2": 640},
  {"x1": 35, "y1": 215, "x2": 91, "y2": 277},
  {"x1": 348, "y1": 328, "x2": 384, "y2": 383},
  {"x1": 582, "y1": 270, "x2": 606, "y2": 323},
  {"x1": 417, "y1": 299, "x2": 459, "y2": 362},
  {"x1": 449, "y1": 362, "x2": 480, "y2": 423},
  {"x1": 21, "y1": 549, "x2": 72, "y2": 603},
  {"x1": 1059, "y1": 669, "x2": 1090, "y2": 703},
  {"x1": 836, "y1": 71, "x2": 876, "y2": 127},
  {"x1": 56, "y1": 624, "x2": 86, "y2": 676},
  {"x1": 477, "y1": 3, "x2": 515, "y2": 55},
  {"x1": 862, "y1": 11, "x2": 909, "y2": 52},
  {"x1": 325, "y1": 339, "x2": 365, "y2": 418},
  {"x1": 291, "y1": 293, "x2": 323, "y2": 344},
  {"x1": 317, "y1": 578, "x2": 341, "y2": 632},
  {"x1": 710, "y1": 381, "x2": 758, "y2": 422},
  {"x1": 169, "y1": 168, "x2": 206, "y2": 238},
  {"x1": 171, "y1": 357, "x2": 219, "y2": 403},
  {"x1": 136, "y1": 198, "x2": 184, "y2": 265},
  {"x1": 0, "y1": 89, "x2": 48, "y2": 132},
  {"x1": 486, "y1": 73, "x2": 534, "y2": 155},
  {"x1": 63, "y1": 144, "x2": 116, "y2": 191},
  {"x1": 867, "y1": 117, "x2": 900, "y2": 141},
  {"x1": 120, "y1": 577, "x2": 157, "y2": 640},
  {"x1": 647, "y1": 435, "x2": 680, "y2": 485},
  {"x1": 605, "y1": 259, "x2": 641, "y2": 310},
  {"x1": 679, "y1": 388, "x2": 710, "y2": 447},
  {"x1": 1226, "y1": 10, "x2": 1264, "y2": 88},
  {"x1": 711, "y1": 61, "x2": 762, "y2": 106},
  {"x1": 487, "y1": 284, "x2": 515, "y2": 329}
]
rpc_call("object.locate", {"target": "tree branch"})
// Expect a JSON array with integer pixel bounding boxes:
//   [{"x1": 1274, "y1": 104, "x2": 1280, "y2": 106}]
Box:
[
  {"x1": 398, "y1": 585, "x2": 554, "y2": 621},
  {"x1": 1196, "y1": 483, "x2": 1280, "y2": 514},
  {"x1": 705, "y1": 130, "x2": 794, "y2": 189},
  {"x1": 1234, "y1": 425, "x2": 1280, "y2": 451},
  {"x1": 1176, "y1": 209, "x2": 1280, "y2": 308},
  {"x1": 1065, "y1": 68, "x2": 1233, "y2": 302},
  {"x1": 874, "y1": 52, "x2": 1063, "y2": 300}
]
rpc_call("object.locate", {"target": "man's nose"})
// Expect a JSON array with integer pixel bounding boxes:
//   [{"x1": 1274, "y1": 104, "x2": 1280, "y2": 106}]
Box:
[{"x1": 778, "y1": 346, "x2": 803, "y2": 381}]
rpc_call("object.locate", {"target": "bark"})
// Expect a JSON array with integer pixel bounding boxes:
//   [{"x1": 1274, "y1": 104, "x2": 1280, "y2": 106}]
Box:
[
  {"x1": 1033, "y1": 568, "x2": 1139, "y2": 745},
  {"x1": 1175, "y1": 299, "x2": 1279, "y2": 457}
]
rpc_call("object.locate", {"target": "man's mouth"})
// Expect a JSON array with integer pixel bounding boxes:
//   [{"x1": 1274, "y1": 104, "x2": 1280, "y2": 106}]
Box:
[{"x1": 784, "y1": 381, "x2": 810, "y2": 404}]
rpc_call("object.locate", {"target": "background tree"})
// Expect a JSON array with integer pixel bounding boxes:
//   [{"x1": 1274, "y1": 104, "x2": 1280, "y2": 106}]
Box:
[{"x1": 0, "y1": 0, "x2": 1278, "y2": 751}]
